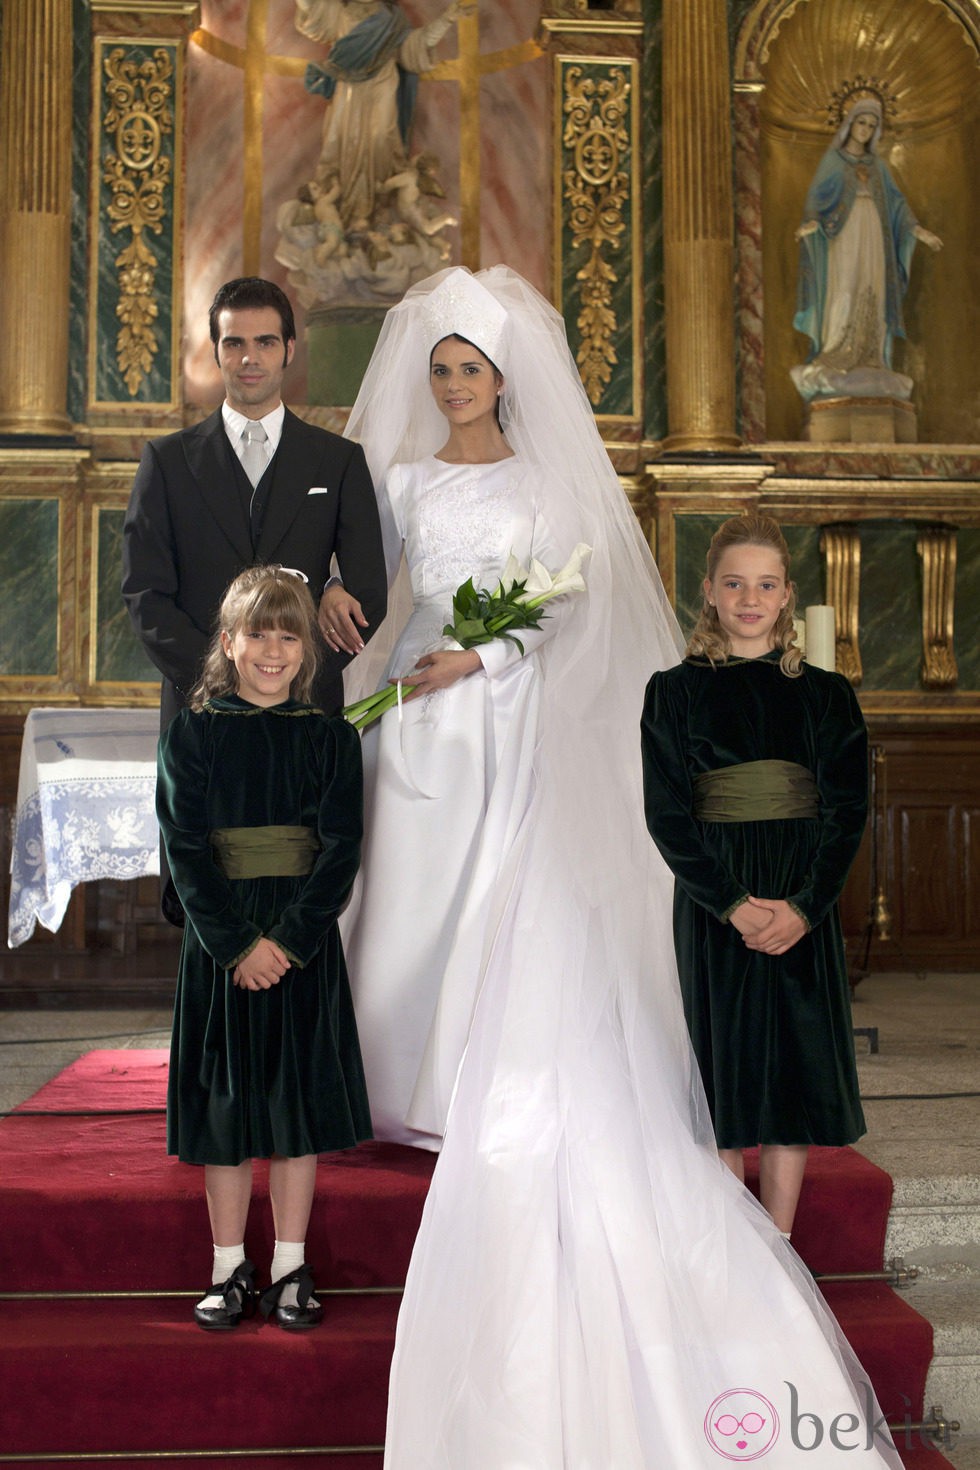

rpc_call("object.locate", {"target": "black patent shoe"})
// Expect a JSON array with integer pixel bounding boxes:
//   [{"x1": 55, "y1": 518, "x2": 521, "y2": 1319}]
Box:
[
  {"x1": 259, "y1": 1263, "x2": 323, "y2": 1330},
  {"x1": 193, "y1": 1259, "x2": 257, "y2": 1331}
]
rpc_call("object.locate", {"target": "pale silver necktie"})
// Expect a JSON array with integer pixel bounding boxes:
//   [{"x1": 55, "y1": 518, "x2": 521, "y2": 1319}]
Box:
[{"x1": 240, "y1": 421, "x2": 268, "y2": 488}]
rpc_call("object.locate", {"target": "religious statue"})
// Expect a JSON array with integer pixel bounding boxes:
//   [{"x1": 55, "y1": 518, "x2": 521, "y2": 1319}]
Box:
[
  {"x1": 275, "y1": 0, "x2": 475, "y2": 309},
  {"x1": 791, "y1": 80, "x2": 942, "y2": 404}
]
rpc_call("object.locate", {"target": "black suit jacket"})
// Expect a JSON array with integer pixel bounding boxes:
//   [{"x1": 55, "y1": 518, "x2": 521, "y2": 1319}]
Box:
[{"x1": 122, "y1": 406, "x2": 387, "y2": 723}]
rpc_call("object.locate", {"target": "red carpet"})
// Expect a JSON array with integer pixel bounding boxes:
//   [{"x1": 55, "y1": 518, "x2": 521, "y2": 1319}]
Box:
[
  {"x1": 0, "y1": 1050, "x2": 937, "y2": 1466},
  {"x1": 2, "y1": 1050, "x2": 433, "y2": 1293}
]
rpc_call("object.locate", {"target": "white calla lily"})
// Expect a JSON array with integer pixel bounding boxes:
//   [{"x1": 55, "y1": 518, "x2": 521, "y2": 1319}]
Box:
[
  {"x1": 517, "y1": 543, "x2": 592, "y2": 607},
  {"x1": 497, "y1": 551, "x2": 529, "y2": 596},
  {"x1": 521, "y1": 558, "x2": 555, "y2": 600}
]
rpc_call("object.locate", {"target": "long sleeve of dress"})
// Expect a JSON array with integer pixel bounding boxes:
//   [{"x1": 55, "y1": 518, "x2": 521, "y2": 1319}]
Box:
[
  {"x1": 157, "y1": 713, "x2": 263, "y2": 968},
  {"x1": 474, "y1": 484, "x2": 578, "y2": 679},
  {"x1": 640, "y1": 672, "x2": 749, "y2": 921},
  {"x1": 786, "y1": 673, "x2": 868, "y2": 929},
  {"x1": 266, "y1": 719, "x2": 363, "y2": 966}
]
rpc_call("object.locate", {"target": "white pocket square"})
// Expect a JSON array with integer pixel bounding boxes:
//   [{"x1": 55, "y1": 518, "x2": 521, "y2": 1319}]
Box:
[{"x1": 308, "y1": 486, "x2": 330, "y2": 495}]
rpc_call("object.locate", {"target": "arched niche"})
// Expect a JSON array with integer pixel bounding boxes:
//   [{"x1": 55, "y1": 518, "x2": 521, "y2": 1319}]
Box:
[{"x1": 734, "y1": 0, "x2": 980, "y2": 443}]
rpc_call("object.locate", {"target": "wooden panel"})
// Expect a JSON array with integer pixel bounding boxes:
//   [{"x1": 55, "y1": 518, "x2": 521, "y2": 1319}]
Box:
[
  {"x1": 963, "y1": 805, "x2": 980, "y2": 937},
  {"x1": 896, "y1": 805, "x2": 958, "y2": 938},
  {"x1": 849, "y1": 726, "x2": 980, "y2": 972}
]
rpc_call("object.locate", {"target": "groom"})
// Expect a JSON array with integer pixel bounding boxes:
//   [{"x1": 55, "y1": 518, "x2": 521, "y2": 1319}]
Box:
[{"x1": 122, "y1": 276, "x2": 387, "y2": 730}]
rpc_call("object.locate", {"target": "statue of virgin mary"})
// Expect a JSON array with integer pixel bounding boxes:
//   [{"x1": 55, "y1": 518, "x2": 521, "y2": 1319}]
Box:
[{"x1": 792, "y1": 85, "x2": 941, "y2": 403}]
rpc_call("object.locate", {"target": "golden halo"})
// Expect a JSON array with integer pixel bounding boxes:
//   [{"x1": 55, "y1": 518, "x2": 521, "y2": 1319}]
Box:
[{"x1": 826, "y1": 75, "x2": 899, "y2": 130}]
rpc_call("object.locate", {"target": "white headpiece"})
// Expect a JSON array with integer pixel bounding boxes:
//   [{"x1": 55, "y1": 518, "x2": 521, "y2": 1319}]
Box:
[{"x1": 419, "y1": 268, "x2": 509, "y2": 365}]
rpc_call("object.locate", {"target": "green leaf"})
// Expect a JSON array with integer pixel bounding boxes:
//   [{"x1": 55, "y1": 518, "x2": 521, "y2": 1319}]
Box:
[{"x1": 451, "y1": 617, "x2": 493, "y2": 643}]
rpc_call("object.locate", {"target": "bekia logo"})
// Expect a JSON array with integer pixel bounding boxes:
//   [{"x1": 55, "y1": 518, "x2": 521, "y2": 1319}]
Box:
[
  {"x1": 705, "y1": 1381, "x2": 904, "y2": 1458},
  {"x1": 704, "y1": 1389, "x2": 779, "y2": 1461}
]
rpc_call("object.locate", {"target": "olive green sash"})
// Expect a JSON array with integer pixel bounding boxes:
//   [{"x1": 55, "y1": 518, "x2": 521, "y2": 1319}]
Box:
[
  {"x1": 693, "y1": 760, "x2": 817, "y2": 822},
  {"x1": 210, "y1": 825, "x2": 319, "y2": 879}
]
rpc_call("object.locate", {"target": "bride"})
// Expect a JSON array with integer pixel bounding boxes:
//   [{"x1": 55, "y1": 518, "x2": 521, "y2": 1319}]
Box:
[{"x1": 327, "y1": 267, "x2": 901, "y2": 1467}]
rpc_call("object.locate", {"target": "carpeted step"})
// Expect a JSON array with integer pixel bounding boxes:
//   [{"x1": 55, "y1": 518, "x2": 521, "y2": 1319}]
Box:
[
  {"x1": 0, "y1": 1115, "x2": 432, "y2": 1292},
  {"x1": 1, "y1": 1050, "x2": 433, "y2": 1293},
  {"x1": 0, "y1": 1120, "x2": 432, "y2": 1293},
  {"x1": 0, "y1": 1294, "x2": 396, "y2": 1460},
  {"x1": 743, "y1": 1145, "x2": 894, "y2": 1274},
  {"x1": 821, "y1": 1281, "x2": 935, "y2": 1421}
]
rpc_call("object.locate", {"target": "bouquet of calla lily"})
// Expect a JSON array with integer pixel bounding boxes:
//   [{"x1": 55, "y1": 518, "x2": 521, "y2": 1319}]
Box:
[{"x1": 343, "y1": 543, "x2": 591, "y2": 732}]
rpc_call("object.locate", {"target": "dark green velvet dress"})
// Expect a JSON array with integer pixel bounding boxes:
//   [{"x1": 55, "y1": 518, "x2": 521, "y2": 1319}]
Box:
[
  {"x1": 157, "y1": 695, "x2": 372, "y2": 1166},
  {"x1": 641, "y1": 651, "x2": 867, "y2": 1149}
]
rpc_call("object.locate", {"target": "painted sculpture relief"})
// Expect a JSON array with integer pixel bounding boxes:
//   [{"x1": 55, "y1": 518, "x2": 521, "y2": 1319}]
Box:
[{"x1": 275, "y1": 0, "x2": 474, "y2": 308}]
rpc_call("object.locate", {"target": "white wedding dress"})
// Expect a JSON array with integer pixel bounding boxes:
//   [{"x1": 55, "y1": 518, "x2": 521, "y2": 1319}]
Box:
[
  {"x1": 343, "y1": 452, "x2": 563, "y2": 1146},
  {"x1": 342, "y1": 452, "x2": 903, "y2": 1469}
]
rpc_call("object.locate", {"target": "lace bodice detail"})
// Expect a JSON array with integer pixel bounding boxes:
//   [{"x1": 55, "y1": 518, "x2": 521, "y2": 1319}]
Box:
[{"x1": 386, "y1": 457, "x2": 537, "y2": 602}]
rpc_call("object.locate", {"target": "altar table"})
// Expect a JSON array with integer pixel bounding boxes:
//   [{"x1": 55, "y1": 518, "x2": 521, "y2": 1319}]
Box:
[{"x1": 8, "y1": 708, "x2": 160, "y2": 948}]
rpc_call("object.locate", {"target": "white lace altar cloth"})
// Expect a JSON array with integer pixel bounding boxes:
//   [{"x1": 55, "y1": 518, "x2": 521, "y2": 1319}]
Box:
[{"x1": 8, "y1": 708, "x2": 160, "y2": 947}]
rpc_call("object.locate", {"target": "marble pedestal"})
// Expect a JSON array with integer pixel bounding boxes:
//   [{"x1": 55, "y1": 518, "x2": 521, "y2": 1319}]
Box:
[
  {"x1": 804, "y1": 396, "x2": 917, "y2": 445},
  {"x1": 306, "y1": 306, "x2": 387, "y2": 408}
]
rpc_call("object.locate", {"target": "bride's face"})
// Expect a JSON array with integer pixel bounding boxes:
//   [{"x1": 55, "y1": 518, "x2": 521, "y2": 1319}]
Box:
[{"x1": 429, "y1": 335, "x2": 503, "y2": 429}]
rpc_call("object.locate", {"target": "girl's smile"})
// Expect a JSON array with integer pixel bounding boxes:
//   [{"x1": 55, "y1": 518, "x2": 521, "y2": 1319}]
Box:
[
  {"x1": 221, "y1": 625, "x2": 304, "y2": 706},
  {"x1": 705, "y1": 545, "x2": 789, "y2": 658}
]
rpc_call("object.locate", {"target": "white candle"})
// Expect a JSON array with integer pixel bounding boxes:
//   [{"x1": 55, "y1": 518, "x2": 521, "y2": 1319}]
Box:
[
  {"x1": 805, "y1": 605, "x2": 836, "y2": 671},
  {"x1": 792, "y1": 616, "x2": 806, "y2": 653}
]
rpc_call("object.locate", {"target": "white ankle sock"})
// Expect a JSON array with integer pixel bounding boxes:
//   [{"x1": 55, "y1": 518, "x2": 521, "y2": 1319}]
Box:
[
  {"x1": 271, "y1": 1240, "x2": 306, "y2": 1308},
  {"x1": 198, "y1": 1242, "x2": 246, "y2": 1310}
]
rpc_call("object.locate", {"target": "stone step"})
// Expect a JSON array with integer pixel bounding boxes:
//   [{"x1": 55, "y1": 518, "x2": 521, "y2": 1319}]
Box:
[
  {"x1": 942, "y1": 1436, "x2": 980, "y2": 1470},
  {"x1": 881, "y1": 1182, "x2": 980, "y2": 1443},
  {"x1": 885, "y1": 1177, "x2": 980, "y2": 1261},
  {"x1": 899, "y1": 1279, "x2": 980, "y2": 1439}
]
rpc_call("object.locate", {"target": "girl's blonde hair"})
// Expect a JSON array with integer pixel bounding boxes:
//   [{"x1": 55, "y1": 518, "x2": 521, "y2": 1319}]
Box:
[
  {"x1": 189, "y1": 565, "x2": 322, "y2": 710},
  {"x1": 687, "y1": 513, "x2": 804, "y2": 677}
]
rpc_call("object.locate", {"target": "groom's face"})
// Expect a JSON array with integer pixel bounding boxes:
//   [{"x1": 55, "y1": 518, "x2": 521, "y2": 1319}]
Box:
[{"x1": 215, "y1": 306, "x2": 295, "y2": 419}]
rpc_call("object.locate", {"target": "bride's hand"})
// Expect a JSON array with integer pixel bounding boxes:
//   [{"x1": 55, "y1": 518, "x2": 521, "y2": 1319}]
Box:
[{"x1": 391, "y1": 648, "x2": 482, "y2": 698}]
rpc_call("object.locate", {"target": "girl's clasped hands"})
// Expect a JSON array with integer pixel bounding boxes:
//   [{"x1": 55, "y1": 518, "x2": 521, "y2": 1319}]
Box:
[
  {"x1": 730, "y1": 896, "x2": 808, "y2": 956},
  {"x1": 232, "y1": 935, "x2": 292, "y2": 990}
]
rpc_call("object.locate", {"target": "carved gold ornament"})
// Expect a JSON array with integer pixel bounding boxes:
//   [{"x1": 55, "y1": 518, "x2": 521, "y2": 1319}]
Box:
[
  {"x1": 820, "y1": 525, "x2": 863, "y2": 686},
  {"x1": 916, "y1": 527, "x2": 958, "y2": 690},
  {"x1": 102, "y1": 48, "x2": 174, "y2": 396},
  {"x1": 562, "y1": 65, "x2": 630, "y2": 407}
]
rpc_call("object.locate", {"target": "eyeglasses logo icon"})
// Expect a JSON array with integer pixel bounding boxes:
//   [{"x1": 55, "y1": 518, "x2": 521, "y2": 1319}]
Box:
[{"x1": 704, "y1": 1389, "x2": 780, "y2": 1460}]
